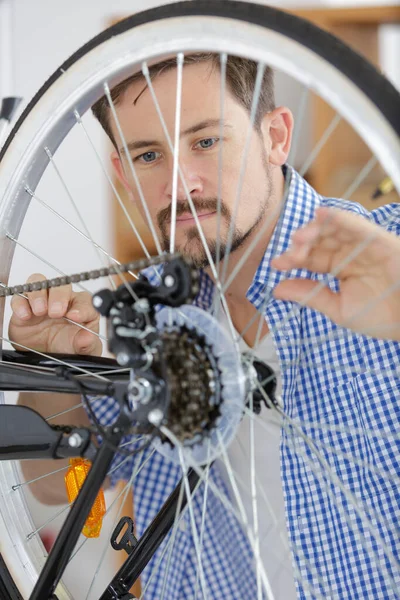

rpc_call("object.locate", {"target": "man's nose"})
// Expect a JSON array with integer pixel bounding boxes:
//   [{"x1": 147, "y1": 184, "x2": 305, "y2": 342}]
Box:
[{"x1": 165, "y1": 160, "x2": 204, "y2": 200}]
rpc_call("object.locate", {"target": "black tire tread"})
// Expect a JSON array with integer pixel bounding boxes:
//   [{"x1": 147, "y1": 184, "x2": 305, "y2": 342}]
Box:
[
  {"x1": 0, "y1": 0, "x2": 399, "y2": 594},
  {"x1": 0, "y1": 553, "x2": 23, "y2": 599}
]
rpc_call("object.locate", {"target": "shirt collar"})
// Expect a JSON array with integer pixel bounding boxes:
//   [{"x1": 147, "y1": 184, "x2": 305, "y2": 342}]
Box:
[{"x1": 246, "y1": 166, "x2": 322, "y2": 309}]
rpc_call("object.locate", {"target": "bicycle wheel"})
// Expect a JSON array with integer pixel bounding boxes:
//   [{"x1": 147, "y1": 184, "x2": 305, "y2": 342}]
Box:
[{"x1": 0, "y1": 1, "x2": 399, "y2": 598}]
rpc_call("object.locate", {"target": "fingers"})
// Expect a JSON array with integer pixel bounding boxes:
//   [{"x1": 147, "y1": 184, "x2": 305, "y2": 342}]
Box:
[
  {"x1": 11, "y1": 273, "x2": 73, "y2": 321},
  {"x1": 66, "y1": 292, "x2": 100, "y2": 325},
  {"x1": 271, "y1": 244, "x2": 333, "y2": 274},
  {"x1": 11, "y1": 273, "x2": 47, "y2": 321},
  {"x1": 48, "y1": 283, "x2": 73, "y2": 318},
  {"x1": 271, "y1": 207, "x2": 383, "y2": 275},
  {"x1": 72, "y1": 327, "x2": 102, "y2": 356},
  {"x1": 67, "y1": 292, "x2": 101, "y2": 355},
  {"x1": 9, "y1": 274, "x2": 102, "y2": 356}
]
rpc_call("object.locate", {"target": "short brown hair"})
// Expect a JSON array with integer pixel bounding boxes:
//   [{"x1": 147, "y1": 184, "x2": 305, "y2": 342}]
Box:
[{"x1": 92, "y1": 54, "x2": 275, "y2": 148}]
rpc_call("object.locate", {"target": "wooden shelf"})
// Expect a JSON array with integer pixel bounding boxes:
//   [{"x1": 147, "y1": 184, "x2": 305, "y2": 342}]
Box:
[{"x1": 292, "y1": 5, "x2": 400, "y2": 26}]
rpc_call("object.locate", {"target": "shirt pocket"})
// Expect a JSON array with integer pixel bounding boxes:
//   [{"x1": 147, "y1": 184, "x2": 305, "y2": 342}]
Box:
[
  {"x1": 295, "y1": 376, "x2": 399, "y2": 505},
  {"x1": 352, "y1": 372, "x2": 400, "y2": 504}
]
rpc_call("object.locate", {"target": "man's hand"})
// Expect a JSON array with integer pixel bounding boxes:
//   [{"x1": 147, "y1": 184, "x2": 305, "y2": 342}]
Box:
[
  {"x1": 271, "y1": 207, "x2": 400, "y2": 341},
  {"x1": 9, "y1": 273, "x2": 102, "y2": 355}
]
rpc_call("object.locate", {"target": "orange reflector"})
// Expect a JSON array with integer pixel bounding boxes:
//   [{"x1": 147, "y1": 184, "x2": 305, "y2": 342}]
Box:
[{"x1": 64, "y1": 458, "x2": 106, "y2": 538}]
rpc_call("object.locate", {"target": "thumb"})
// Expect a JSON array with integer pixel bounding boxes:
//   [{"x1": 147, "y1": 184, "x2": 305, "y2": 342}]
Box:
[
  {"x1": 73, "y1": 328, "x2": 102, "y2": 356},
  {"x1": 273, "y1": 279, "x2": 341, "y2": 324}
]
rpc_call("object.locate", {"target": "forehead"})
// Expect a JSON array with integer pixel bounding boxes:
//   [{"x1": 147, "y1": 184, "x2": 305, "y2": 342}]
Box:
[{"x1": 112, "y1": 61, "x2": 240, "y2": 135}]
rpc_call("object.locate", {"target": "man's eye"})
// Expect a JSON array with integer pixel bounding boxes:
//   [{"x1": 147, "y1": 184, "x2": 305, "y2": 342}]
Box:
[
  {"x1": 196, "y1": 137, "x2": 219, "y2": 149},
  {"x1": 136, "y1": 151, "x2": 160, "y2": 163}
]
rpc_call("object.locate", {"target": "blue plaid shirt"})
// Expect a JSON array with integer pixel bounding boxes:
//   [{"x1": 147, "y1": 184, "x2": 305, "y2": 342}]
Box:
[{"x1": 92, "y1": 167, "x2": 400, "y2": 599}]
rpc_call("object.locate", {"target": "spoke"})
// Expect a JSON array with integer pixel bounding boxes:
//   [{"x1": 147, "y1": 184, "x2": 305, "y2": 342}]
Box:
[
  {"x1": 277, "y1": 406, "x2": 400, "y2": 585},
  {"x1": 245, "y1": 401, "x2": 400, "y2": 494},
  {"x1": 297, "y1": 321, "x2": 400, "y2": 352},
  {"x1": 222, "y1": 171, "x2": 291, "y2": 294},
  {"x1": 232, "y1": 297, "x2": 268, "y2": 346},
  {"x1": 11, "y1": 205, "x2": 144, "y2": 323},
  {"x1": 25, "y1": 186, "x2": 138, "y2": 282},
  {"x1": 23, "y1": 449, "x2": 150, "y2": 543},
  {"x1": 104, "y1": 82, "x2": 163, "y2": 256},
  {"x1": 67, "y1": 448, "x2": 154, "y2": 569},
  {"x1": 160, "y1": 427, "x2": 241, "y2": 521},
  {"x1": 285, "y1": 275, "x2": 400, "y2": 357},
  {"x1": 342, "y1": 155, "x2": 377, "y2": 200},
  {"x1": 194, "y1": 440, "x2": 212, "y2": 600},
  {"x1": 286, "y1": 413, "x2": 400, "y2": 444},
  {"x1": 74, "y1": 110, "x2": 160, "y2": 283},
  {"x1": 5, "y1": 233, "x2": 89, "y2": 293},
  {"x1": 216, "y1": 430, "x2": 276, "y2": 600},
  {"x1": 291, "y1": 547, "x2": 332, "y2": 600},
  {"x1": 287, "y1": 86, "x2": 310, "y2": 167},
  {"x1": 236, "y1": 435, "x2": 280, "y2": 531},
  {"x1": 215, "y1": 52, "x2": 227, "y2": 279},
  {"x1": 0, "y1": 359, "x2": 54, "y2": 373},
  {"x1": 68, "y1": 479, "x2": 132, "y2": 572},
  {"x1": 107, "y1": 447, "x2": 156, "y2": 479},
  {"x1": 26, "y1": 501, "x2": 73, "y2": 540},
  {"x1": 299, "y1": 113, "x2": 341, "y2": 177},
  {"x1": 140, "y1": 476, "x2": 204, "y2": 600},
  {"x1": 161, "y1": 426, "x2": 285, "y2": 600},
  {"x1": 258, "y1": 218, "x2": 385, "y2": 351},
  {"x1": 141, "y1": 62, "x2": 239, "y2": 349},
  {"x1": 84, "y1": 452, "x2": 145, "y2": 600},
  {"x1": 178, "y1": 447, "x2": 209, "y2": 600},
  {"x1": 1, "y1": 282, "x2": 107, "y2": 343},
  {"x1": 245, "y1": 387, "x2": 399, "y2": 592},
  {"x1": 281, "y1": 354, "x2": 400, "y2": 380},
  {"x1": 248, "y1": 399, "x2": 262, "y2": 600},
  {"x1": 169, "y1": 53, "x2": 184, "y2": 254},
  {"x1": 220, "y1": 62, "x2": 265, "y2": 287},
  {"x1": 239, "y1": 426, "x2": 329, "y2": 598},
  {"x1": 76, "y1": 368, "x2": 130, "y2": 378},
  {"x1": 306, "y1": 430, "x2": 400, "y2": 488},
  {"x1": 280, "y1": 418, "x2": 400, "y2": 595},
  {"x1": 12, "y1": 464, "x2": 70, "y2": 490},
  {"x1": 0, "y1": 333, "x2": 110, "y2": 381},
  {"x1": 153, "y1": 481, "x2": 185, "y2": 600},
  {"x1": 44, "y1": 148, "x2": 116, "y2": 291}
]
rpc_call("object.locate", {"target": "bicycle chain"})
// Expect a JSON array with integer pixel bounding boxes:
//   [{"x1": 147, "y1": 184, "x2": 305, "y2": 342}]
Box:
[{"x1": 0, "y1": 253, "x2": 182, "y2": 298}]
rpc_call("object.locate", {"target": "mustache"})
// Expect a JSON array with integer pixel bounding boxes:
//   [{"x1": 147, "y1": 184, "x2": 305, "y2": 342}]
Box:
[{"x1": 157, "y1": 198, "x2": 230, "y2": 229}]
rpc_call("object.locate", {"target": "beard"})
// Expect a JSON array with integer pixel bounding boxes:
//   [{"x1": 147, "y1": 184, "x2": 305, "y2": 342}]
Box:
[{"x1": 157, "y1": 170, "x2": 273, "y2": 270}]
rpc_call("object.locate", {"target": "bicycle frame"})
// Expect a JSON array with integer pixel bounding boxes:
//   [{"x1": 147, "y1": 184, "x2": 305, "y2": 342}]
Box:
[{"x1": 0, "y1": 350, "x2": 200, "y2": 600}]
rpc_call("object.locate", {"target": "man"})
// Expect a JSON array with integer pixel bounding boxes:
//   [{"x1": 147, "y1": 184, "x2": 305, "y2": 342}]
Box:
[{"x1": 12, "y1": 54, "x2": 400, "y2": 598}]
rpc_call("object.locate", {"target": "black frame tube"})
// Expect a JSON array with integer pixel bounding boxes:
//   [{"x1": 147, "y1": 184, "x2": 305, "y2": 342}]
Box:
[
  {"x1": 100, "y1": 468, "x2": 200, "y2": 599},
  {"x1": 0, "y1": 352, "x2": 202, "y2": 599},
  {"x1": 29, "y1": 430, "x2": 124, "y2": 600}
]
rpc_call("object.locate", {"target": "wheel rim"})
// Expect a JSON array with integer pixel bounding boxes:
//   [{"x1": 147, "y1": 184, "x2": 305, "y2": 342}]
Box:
[{"x1": 0, "y1": 3, "x2": 399, "y2": 598}]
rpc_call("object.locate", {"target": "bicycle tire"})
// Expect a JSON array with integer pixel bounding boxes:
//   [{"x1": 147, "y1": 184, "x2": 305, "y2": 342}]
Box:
[
  {"x1": 0, "y1": 2, "x2": 399, "y2": 598},
  {"x1": 0, "y1": 553, "x2": 22, "y2": 600}
]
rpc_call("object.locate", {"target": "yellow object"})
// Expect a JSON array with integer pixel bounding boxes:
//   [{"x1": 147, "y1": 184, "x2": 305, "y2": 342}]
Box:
[
  {"x1": 64, "y1": 458, "x2": 106, "y2": 538},
  {"x1": 372, "y1": 176, "x2": 394, "y2": 199}
]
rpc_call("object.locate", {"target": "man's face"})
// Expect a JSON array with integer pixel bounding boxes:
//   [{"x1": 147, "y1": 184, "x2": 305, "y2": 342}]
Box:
[{"x1": 110, "y1": 61, "x2": 276, "y2": 269}]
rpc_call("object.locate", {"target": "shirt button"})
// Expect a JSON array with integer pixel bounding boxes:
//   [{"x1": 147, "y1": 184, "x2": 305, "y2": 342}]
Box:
[
  {"x1": 179, "y1": 519, "x2": 187, "y2": 533},
  {"x1": 298, "y1": 515, "x2": 304, "y2": 534}
]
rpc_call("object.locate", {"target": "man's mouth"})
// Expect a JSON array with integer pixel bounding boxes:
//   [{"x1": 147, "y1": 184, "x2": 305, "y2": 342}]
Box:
[{"x1": 175, "y1": 211, "x2": 216, "y2": 224}]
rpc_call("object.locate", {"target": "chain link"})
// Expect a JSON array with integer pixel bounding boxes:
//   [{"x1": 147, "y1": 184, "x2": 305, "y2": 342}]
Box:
[{"x1": 0, "y1": 253, "x2": 181, "y2": 298}]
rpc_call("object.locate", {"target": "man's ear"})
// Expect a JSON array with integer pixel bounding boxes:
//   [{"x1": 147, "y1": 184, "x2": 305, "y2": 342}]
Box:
[
  {"x1": 111, "y1": 150, "x2": 132, "y2": 194},
  {"x1": 260, "y1": 106, "x2": 294, "y2": 166}
]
